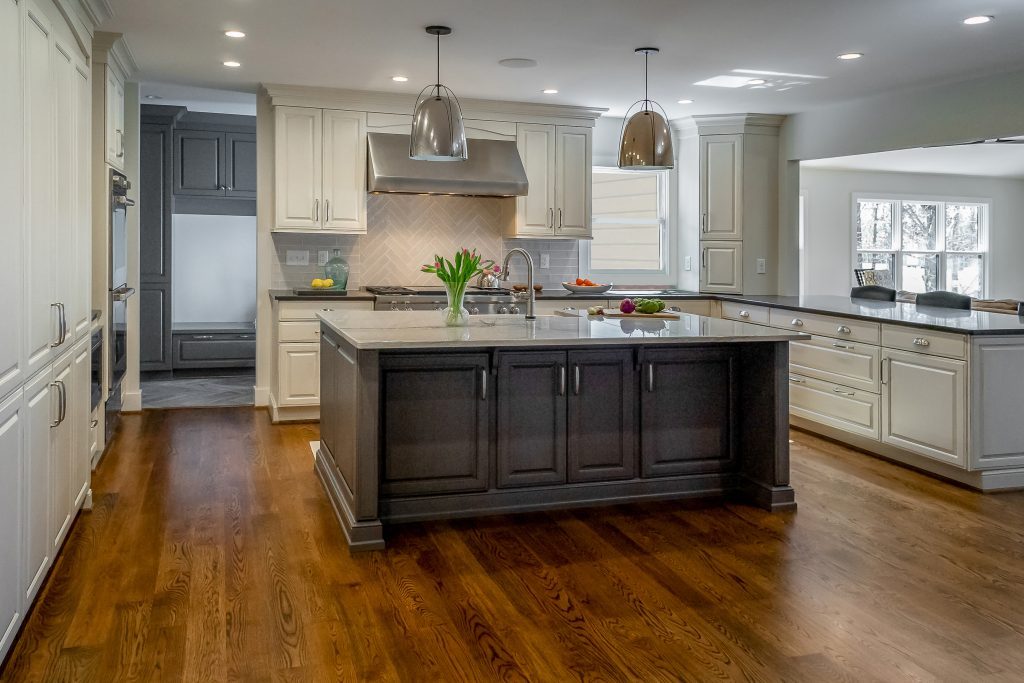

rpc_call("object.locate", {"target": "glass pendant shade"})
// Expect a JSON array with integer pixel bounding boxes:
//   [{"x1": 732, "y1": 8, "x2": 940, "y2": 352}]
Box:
[
  {"x1": 618, "y1": 47, "x2": 674, "y2": 170},
  {"x1": 410, "y1": 84, "x2": 467, "y2": 161},
  {"x1": 410, "y1": 26, "x2": 468, "y2": 161}
]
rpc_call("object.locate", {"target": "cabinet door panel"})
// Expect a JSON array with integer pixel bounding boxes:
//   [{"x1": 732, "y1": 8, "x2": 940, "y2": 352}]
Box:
[
  {"x1": 700, "y1": 135, "x2": 742, "y2": 240},
  {"x1": 701, "y1": 241, "x2": 742, "y2": 294},
  {"x1": 105, "y1": 68, "x2": 124, "y2": 169},
  {"x1": 139, "y1": 286, "x2": 171, "y2": 371},
  {"x1": 23, "y1": 368, "x2": 52, "y2": 602},
  {"x1": 24, "y1": 4, "x2": 56, "y2": 377},
  {"x1": 641, "y1": 347, "x2": 737, "y2": 476},
  {"x1": 555, "y1": 126, "x2": 591, "y2": 237},
  {"x1": 274, "y1": 107, "x2": 322, "y2": 228},
  {"x1": 567, "y1": 349, "x2": 635, "y2": 482},
  {"x1": 73, "y1": 62, "x2": 91, "y2": 340},
  {"x1": 225, "y1": 132, "x2": 257, "y2": 198},
  {"x1": 140, "y1": 125, "x2": 172, "y2": 280},
  {"x1": 72, "y1": 339, "x2": 91, "y2": 509},
  {"x1": 380, "y1": 354, "x2": 490, "y2": 496},
  {"x1": 497, "y1": 351, "x2": 567, "y2": 487},
  {"x1": 0, "y1": 0, "x2": 22, "y2": 400},
  {"x1": 0, "y1": 390, "x2": 24, "y2": 658},
  {"x1": 322, "y1": 110, "x2": 366, "y2": 232},
  {"x1": 54, "y1": 42, "x2": 77, "y2": 347},
  {"x1": 515, "y1": 124, "x2": 555, "y2": 235},
  {"x1": 277, "y1": 343, "x2": 320, "y2": 405},
  {"x1": 50, "y1": 358, "x2": 73, "y2": 551},
  {"x1": 882, "y1": 350, "x2": 966, "y2": 466},
  {"x1": 174, "y1": 130, "x2": 224, "y2": 196}
]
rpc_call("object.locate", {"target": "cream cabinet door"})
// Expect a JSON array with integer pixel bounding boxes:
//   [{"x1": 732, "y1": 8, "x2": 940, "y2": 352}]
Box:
[
  {"x1": 0, "y1": 389, "x2": 24, "y2": 660},
  {"x1": 71, "y1": 338, "x2": 90, "y2": 509},
  {"x1": 277, "y1": 343, "x2": 320, "y2": 406},
  {"x1": 274, "y1": 107, "x2": 323, "y2": 229},
  {"x1": 54, "y1": 41, "x2": 78, "y2": 349},
  {"x1": 515, "y1": 123, "x2": 555, "y2": 236},
  {"x1": 554, "y1": 126, "x2": 592, "y2": 237},
  {"x1": 23, "y1": 2, "x2": 57, "y2": 378},
  {"x1": 882, "y1": 349, "x2": 967, "y2": 467},
  {"x1": 0, "y1": 0, "x2": 22, "y2": 401},
  {"x1": 700, "y1": 241, "x2": 743, "y2": 294},
  {"x1": 699, "y1": 135, "x2": 742, "y2": 241},
  {"x1": 105, "y1": 67, "x2": 124, "y2": 170},
  {"x1": 49, "y1": 355, "x2": 73, "y2": 552},
  {"x1": 322, "y1": 109, "x2": 367, "y2": 233},
  {"x1": 73, "y1": 62, "x2": 91, "y2": 340},
  {"x1": 23, "y1": 366, "x2": 52, "y2": 603}
]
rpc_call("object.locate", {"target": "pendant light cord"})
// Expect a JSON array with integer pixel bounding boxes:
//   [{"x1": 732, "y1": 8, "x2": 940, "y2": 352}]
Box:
[{"x1": 435, "y1": 33, "x2": 441, "y2": 96}]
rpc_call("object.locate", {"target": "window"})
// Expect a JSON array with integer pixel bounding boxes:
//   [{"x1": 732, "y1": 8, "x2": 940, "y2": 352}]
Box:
[
  {"x1": 581, "y1": 167, "x2": 673, "y2": 285},
  {"x1": 854, "y1": 195, "x2": 988, "y2": 297}
]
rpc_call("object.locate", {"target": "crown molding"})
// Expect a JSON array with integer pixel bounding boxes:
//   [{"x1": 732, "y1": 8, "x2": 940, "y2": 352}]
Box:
[
  {"x1": 262, "y1": 84, "x2": 608, "y2": 127},
  {"x1": 93, "y1": 30, "x2": 138, "y2": 79},
  {"x1": 671, "y1": 113, "x2": 787, "y2": 137},
  {"x1": 78, "y1": 0, "x2": 112, "y2": 27}
]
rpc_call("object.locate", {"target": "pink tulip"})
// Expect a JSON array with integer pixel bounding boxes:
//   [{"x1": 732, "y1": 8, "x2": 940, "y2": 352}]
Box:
[{"x1": 493, "y1": 265, "x2": 501, "y2": 273}]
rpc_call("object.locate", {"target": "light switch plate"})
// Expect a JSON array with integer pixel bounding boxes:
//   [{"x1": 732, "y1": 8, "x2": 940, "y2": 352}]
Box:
[
  {"x1": 684, "y1": 255, "x2": 692, "y2": 271},
  {"x1": 540, "y1": 253, "x2": 550, "y2": 269},
  {"x1": 756, "y1": 258, "x2": 767, "y2": 274},
  {"x1": 318, "y1": 250, "x2": 330, "y2": 266},
  {"x1": 286, "y1": 250, "x2": 310, "y2": 266}
]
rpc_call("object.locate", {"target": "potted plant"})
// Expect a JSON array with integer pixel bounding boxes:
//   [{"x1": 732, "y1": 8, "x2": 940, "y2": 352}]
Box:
[{"x1": 421, "y1": 248, "x2": 495, "y2": 326}]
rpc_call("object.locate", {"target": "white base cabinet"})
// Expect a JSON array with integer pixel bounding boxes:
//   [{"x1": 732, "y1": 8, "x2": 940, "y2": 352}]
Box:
[{"x1": 0, "y1": 390, "x2": 24, "y2": 658}]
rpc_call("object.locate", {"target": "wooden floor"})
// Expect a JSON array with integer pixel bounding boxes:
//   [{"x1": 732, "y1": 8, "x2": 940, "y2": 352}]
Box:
[{"x1": 3, "y1": 410, "x2": 1024, "y2": 682}]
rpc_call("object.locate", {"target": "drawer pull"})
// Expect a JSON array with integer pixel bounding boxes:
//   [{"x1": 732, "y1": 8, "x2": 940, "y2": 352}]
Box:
[
  {"x1": 790, "y1": 318, "x2": 804, "y2": 327},
  {"x1": 193, "y1": 335, "x2": 215, "y2": 340},
  {"x1": 832, "y1": 387, "x2": 856, "y2": 397},
  {"x1": 837, "y1": 325, "x2": 852, "y2": 335},
  {"x1": 789, "y1": 376, "x2": 805, "y2": 384},
  {"x1": 832, "y1": 343, "x2": 855, "y2": 350},
  {"x1": 739, "y1": 310, "x2": 750, "y2": 318},
  {"x1": 913, "y1": 337, "x2": 931, "y2": 347}
]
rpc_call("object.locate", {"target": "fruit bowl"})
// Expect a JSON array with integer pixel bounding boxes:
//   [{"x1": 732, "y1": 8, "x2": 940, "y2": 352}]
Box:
[{"x1": 562, "y1": 282, "x2": 612, "y2": 294}]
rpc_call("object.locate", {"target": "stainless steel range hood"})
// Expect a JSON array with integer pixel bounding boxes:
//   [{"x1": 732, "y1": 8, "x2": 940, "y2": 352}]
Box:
[{"x1": 367, "y1": 132, "x2": 528, "y2": 197}]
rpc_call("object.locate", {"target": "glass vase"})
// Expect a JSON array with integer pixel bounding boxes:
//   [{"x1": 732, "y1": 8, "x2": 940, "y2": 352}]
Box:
[{"x1": 442, "y1": 281, "x2": 470, "y2": 327}]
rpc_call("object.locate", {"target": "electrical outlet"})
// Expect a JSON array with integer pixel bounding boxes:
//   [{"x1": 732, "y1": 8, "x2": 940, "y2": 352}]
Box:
[
  {"x1": 756, "y1": 258, "x2": 767, "y2": 274},
  {"x1": 684, "y1": 255, "x2": 692, "y2": 271},
  {"x1": 286, "y1": 250, "x2": 310, "y2": 266},
  {"x1": 540, "y1": 253, "x2": 550, "y2": 269},
  {"x1": 318, "y1": 250, "x2": 329, "y2": 266}
]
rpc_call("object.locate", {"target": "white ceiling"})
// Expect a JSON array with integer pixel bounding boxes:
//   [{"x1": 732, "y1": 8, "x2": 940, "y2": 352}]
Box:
[
  {"x1": 104, "y1": 0, "x2": 1024, "y2": 118},
  {"x1": 140, "y1": 82, "x2": 256, "y2": 115},
  {"x1": 802, "y1": 143, "x2": 1024, "y2": 179}
]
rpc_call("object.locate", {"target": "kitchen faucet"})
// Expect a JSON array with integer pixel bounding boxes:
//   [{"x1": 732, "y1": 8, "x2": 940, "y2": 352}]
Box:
[{"x1": 500, "y1": 248, "x2": 536, "y2": 320}]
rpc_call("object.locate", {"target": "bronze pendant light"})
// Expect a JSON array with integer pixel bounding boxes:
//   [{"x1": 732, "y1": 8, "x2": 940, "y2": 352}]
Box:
[
  {"x1": 410, "y1": 25, "x2": 468, "y2": 161},
  {"x1": 618, "y1": 47, "x2": 674, "y2": 170}
]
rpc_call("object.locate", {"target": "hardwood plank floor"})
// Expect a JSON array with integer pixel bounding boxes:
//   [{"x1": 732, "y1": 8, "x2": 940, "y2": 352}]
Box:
[{"x1": 3, "y1": 408, "x2": 1024, "y2": 682}]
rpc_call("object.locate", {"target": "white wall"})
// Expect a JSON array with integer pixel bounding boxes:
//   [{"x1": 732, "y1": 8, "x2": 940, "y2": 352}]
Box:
[
  {"x1": 172, "y1": 214, "x2": 257, "y2": 323},
  {"x1": 801, "y1": 167, "x2": 1024, "y2": 299}
]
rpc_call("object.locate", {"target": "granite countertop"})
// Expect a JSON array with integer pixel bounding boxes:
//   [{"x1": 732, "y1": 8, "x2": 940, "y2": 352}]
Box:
[
  {"x1": 269, "y1": 288, "x2": 376, "y2": 301},
  {"x1": 317, "y1": 310, "x2": 808, "y2": 351}
]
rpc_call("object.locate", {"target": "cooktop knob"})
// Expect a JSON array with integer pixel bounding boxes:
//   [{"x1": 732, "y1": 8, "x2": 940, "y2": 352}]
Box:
[
  {"x1": 509, "y1": 305, "x2": 520, "y2": 315},
  {"x1": 498, "y1": 306, "x2": 509, "y2": 314},
  {"x1": 469, "y1": 306, "x2": 480, "y2": 315}
]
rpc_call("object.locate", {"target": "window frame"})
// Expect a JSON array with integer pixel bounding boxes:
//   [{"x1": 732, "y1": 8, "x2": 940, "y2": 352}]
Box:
[
  {"x1": 580, "y1": 166, "x2": 677, "y2": 286},
  {"x1": 851, "y1": 193, "x2": 990, "y2": 298}
]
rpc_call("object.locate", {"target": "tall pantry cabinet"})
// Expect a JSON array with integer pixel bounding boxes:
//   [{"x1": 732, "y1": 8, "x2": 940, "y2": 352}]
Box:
[{"x1": 0, "y1": 0, "x2": 98, "y2": 664}]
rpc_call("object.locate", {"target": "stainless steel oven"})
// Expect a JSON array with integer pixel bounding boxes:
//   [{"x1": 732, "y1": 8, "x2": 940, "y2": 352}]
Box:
[{"x1": 109, "y1": 169, "x2": 135, "y2": 395}]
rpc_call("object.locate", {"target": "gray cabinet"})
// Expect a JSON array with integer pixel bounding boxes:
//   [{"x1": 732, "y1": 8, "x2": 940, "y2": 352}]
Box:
[
  {"x1": 173, "y1": 129, "x2": 224, "y2": 196},
  {"x1": 225, "y1": 132, "x2": 256, "y2": 198},
  {"x1": 497, "y1": 351, "x2": 568, "y2": 488},
  {"x1": 640, "y1": 347, "x2": 738, "y2": 476},
  {"x1": 140, "y1": 115, "x2": 176, "y2": 372},
  {"x1": 380, "y1": 354, "x2": 490, "y2": 496},
  {"x1": 567, "y1": 349, "x2": 636, "y2": 482}
]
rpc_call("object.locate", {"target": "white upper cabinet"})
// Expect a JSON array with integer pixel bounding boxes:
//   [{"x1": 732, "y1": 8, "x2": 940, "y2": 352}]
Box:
[
  {"x1": 105, "y1": 66, "x2": 125, "y2": 170},
  {"x1": 700, "y1": 134, "x2": 742, "y2": 241},
  {"x1": 73, "y1": 62, "x2": 91, "y2": 340},
  {"x1": 322, "y1": 109, "x2": 367, "y2": 232},
  {"x1": 511, "y1": 123, "x2": 592, "y2": 239},
  {"x1": 0, "y1": 0, "x2": 23, "y2": 402},
  {"x1": 54, "y1": 41, "x2": 78, "y2": 351},
  {"x1": 274, "y1": 106, "x2": 366, "y2": 233}
]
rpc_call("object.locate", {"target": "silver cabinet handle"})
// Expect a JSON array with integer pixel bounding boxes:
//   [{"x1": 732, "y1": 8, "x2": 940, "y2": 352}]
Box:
[
  {"x1": 646, "y1": 362, "x2": 655, "y2": 393},
  {"x1": 90, "y1": 419, "x2": 99, "y2": 428},
  {"x1": 558, "y1": 365, "x2": 566, "y2": 396},
  {"x1": 573, "y1": 365, "x2": 580, "y2": 395},
  {"x1": 701, "y1": 249, "x2": 707, "y2": 269},
  {"x1": 913, "y1": 337, "x2": 930, "y2": 347},
  {"x1": 111, "y1": 287, "x2": 136, "y2": 302},
  {"x1": 789, "y1": 376, "x2": 805, "y2": 384},
  {"x1": 59, "y1": 303, "x2": 67, "y2": 345},
  {"x1": 832, "y1": 387, "x2": 856, "y2": 397},
  {"x1": 325, "y1": 199, "x2": 330, "y2": 222},
  {"x1": 837, "y1": 325, "x2": 851, "y2": 335},
  {"x1": 193, "y1": 335, "x2": 215, "y2": 340},
  {"x1": 59, "y1": 380, "x2": 67, "y2": 424},
  {"x1": 116, "y1": 129, "x2": 124, "y2": 158},
  {"x1": 557, "y1": 208, "x2": 563, "y2": 230},
  {"x1": 480, "y1": 368, "x2": 487, "y2": 401},
  {"x1": 313, "y1": 198, "x2": 320, "y2": 222},
  {"x1": 701, "y1": 212, "x2": 708, "y2": 233},
  {"x1": 548, "y1": 207, "x2": 553, "y2": 229},
  {"x1": 738, "y1": 310, "x2": 750, "y2": 318},
  {"x1": 790, "y1": 318, "x2": 804, "y2": 327},
  {"x1": 50, "y1": 303, "x2": 63, "y2": 347},
  {"x1": 50, "y1": 382, "x2": 61, "y2": 427},
  {"x1": 881, "y1": 357, "x2": 890, "y2": 385},
  {"x1": 832, "y1": 343, "x2": 855, "y2": 350}
]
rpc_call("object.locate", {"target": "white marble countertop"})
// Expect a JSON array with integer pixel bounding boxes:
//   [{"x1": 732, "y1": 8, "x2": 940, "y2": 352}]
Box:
[{"x1": 317, "y1": 311, "x2": 809, "y2": 350}]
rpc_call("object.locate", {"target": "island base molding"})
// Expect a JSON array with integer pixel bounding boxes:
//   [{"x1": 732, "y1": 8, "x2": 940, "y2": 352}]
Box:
[
  {"x1": 791, "y1": 418, "x2": 1024, "y2": 492},
  {"x1": 315, "y1": 446, "x2": 385, "y2": 551}
]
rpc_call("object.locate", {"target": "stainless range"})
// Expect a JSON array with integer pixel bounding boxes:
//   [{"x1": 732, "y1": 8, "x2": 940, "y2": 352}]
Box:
[{"x1": 367, "y1": 286, "x2": 524, "y2": 315}]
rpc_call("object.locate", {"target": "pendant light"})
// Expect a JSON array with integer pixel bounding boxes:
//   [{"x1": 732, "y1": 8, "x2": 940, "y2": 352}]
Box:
[
  {"x1": 410, "y1": 25, "x2": 468, "y2": 161},
  {"x1": 618, "y1": 47, "x2": 674, "y2": 170}
]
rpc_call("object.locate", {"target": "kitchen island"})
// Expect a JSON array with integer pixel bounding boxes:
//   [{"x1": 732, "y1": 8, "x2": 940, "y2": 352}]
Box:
[{"x1": 315, "y1": 311, "x2": 809, "y2": 550}]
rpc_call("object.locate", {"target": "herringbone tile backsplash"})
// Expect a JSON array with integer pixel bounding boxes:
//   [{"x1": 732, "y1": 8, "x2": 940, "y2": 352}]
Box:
[{"x1": 272, "y1": 195, "x2": 580, "y2": 289}]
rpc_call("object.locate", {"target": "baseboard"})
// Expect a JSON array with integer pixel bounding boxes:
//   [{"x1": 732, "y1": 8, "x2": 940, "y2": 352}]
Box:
[
  {"x1": 313, "y1": 446, "x2": 385, "y2": 551},
  {"x1": 254, "y1": 385, "x2": 270, "y2": 407},
  {"x1": 268, "y1": 393, "x2": 319, "y2": 423},
  {"x1": 122, "y1": 389, "x2": 142, "y2": 412}
]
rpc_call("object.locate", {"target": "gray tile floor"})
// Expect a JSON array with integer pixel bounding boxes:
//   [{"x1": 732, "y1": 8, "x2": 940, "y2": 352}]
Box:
[{"x1": 142, "y1": 372, "x2": 255, "y2": 409}]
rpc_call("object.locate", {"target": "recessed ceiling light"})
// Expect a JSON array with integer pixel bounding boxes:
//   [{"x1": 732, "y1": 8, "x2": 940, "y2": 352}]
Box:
[
  {"x1": 747, "y1": 78, "x2": 767, "y2": 85},
  {"x1": 542, "y1": 88, "x2": 558, "y2": 94},
  {"x1": 223, "y1": 61, "x2": 241, "y2": 68},
  {"x1": 392, "y1": 75, "x2": 408, "y2": 82},
  {"x1": 837, "y1": 52, "x2": 863, "y2": 60},
  {"x1": 499, "y1": 58, "x2": 538, "y2": 69},
  {"x1": 963, "y1": 15, "x2": 993, "y2": 25},
  {"x1": 224, "y1": 30, "x2": 245, "y2": 38},
  {"x1": 677, "y1": 99, "x2": 694, "y2": 104}
]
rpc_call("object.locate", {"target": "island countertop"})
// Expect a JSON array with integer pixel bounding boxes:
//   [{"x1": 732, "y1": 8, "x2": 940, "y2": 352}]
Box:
[{"x1": 317, "y1": 310, "x2": 809, "y2": 350}]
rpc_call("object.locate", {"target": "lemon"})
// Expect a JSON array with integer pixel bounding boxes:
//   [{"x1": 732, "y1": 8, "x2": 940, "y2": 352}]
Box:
[
  {"x1": 323, "y1": 278, "x2": 334, "y2": 288},
  {"x1": 311, "y1": 278, "x2": 324, "y2": 288}
]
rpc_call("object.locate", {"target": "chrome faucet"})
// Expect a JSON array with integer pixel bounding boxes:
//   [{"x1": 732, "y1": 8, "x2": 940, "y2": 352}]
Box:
[{"x1": 500, "y1": 248, "x2": 536, "y2": 320}]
